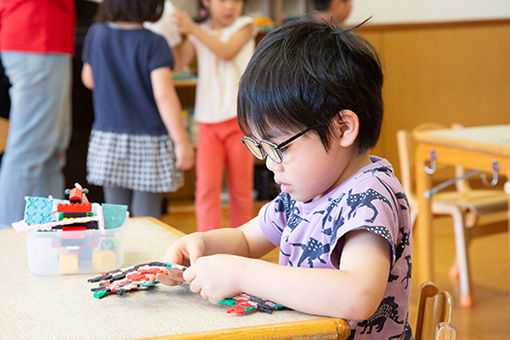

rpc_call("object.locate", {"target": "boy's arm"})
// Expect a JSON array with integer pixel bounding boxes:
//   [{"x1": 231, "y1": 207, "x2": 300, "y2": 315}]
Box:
[
  {"x1": 192, "y1": 217, "x2": 275, "y2": 258},
  {"x1": 81, "y1": 63, "x2": 94, "y2": 90},
  {"x1": 150, "y1": 66, "x2": 194, "y2": 170},
  {"x1": 185, "y1": 229, "x2": 390, "y2": 320},
  {"x1": 175, "y1": 9, "x2": 255, "y2": 60},
  {"x1": 242, "y1": 230, "x2": 391, "y2": 320}
]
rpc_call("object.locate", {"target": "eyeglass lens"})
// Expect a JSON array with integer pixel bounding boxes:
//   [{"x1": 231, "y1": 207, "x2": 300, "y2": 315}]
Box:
[
  {"x1": 259, "y1": 141, "x2": 281, "y2": 163},
  {"x1": 242, "y1": 137, "x2": 282, "y2": 163},
  {"x1": 242, "y1": 138, "x2": 264, "y2": 159}
]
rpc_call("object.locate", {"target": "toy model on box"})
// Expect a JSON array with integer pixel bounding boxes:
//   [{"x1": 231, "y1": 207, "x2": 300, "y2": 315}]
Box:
[
  {"x1": 12, "y1": 183, "x2": 127, "y2": 275},
  {"x1": 13, "y1": 184, "x2": 288, "y2": 315}
]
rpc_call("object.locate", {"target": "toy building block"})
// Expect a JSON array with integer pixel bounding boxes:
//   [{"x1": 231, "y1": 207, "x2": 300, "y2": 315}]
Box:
[
  {"x1": 87, "y1": 262, "x2": 180, "y2": 299},
  {"x1": 24, "y1": 196, "x2": 53, "y2": 225},
  {"x1": 87, "y1": 262, "x2": 289, "y2": 316},
  {"x1": 218, "y1": 293, "x2": 290, "y2": 315},
  {"x1": 13, "y1": 183, "x2": 127, "y2": 233},
  {"x1": 57, "y1": 202, "x2": 92, "y2": 213},
  {"x1": 65, "y1": 184, "x2": 89, "y2": 203},
  {"x1": 102, "y1": 204, "x2": 128, "y2": 229},
  {"x1": 99, "y1": 238, "x2": 117, "y2": 251},
  {"x1": 93, "y1": 250, "x2": 117, "y2": 272},
  {"x1": 59, "y1": 253, "x2": 79, "y2": 274}
]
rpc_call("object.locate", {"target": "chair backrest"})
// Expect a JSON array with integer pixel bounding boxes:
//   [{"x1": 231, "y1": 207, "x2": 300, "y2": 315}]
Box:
[
  {"x1": 415, "y1": 281, "x2": 454, "y2": 340},
  {"x1": 436, "y1": 322, "x2": 457, "y2": 340},
  {"x1": 396, "y1": 123, "x2": 446, "y2": 199},
  {"x1": 396, "y1": 123, "x2": 470, "y2": 200}
]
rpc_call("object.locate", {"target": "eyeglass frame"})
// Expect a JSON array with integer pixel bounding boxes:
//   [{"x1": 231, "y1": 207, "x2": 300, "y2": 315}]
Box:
[{"x1": 241, "y1": 127, "x2": 313, "y2": 164}]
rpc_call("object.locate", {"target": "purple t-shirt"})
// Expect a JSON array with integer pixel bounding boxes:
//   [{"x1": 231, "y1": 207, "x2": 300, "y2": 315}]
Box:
[{"x1": 258, "y1": 156, "x2": 413, "y2": 339}]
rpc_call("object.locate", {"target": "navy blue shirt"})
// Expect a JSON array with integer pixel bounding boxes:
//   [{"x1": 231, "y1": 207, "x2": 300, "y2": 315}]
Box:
[{"x1": 83, "y1": 23, "x2": 174, "y2": 135}]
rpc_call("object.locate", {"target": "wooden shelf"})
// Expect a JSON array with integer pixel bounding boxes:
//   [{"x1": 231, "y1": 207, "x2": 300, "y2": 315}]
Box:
[{"x1": 174, "y1": 78, "x2": 197, "y2": 88}]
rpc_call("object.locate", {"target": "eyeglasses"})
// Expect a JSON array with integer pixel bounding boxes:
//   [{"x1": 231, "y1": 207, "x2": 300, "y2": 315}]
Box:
[{"x1": 241, "y1": 128, "x2": 312, "y2": 164}]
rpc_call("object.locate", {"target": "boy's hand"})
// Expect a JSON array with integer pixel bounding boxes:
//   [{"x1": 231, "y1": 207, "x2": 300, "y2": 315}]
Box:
[
  {"x1": 157, "y1": 233, "x2": 205, "y2": 286},
  {"x1": 183, "y1": 254, "x2": 245, "y2": 304},
  {"x1": 174, "y1": 142, "x2": 194, "y2": 170}
]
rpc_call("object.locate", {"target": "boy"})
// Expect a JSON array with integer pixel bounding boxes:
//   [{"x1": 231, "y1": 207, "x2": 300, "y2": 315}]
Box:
[{"x1": 159, "y1": 19, "x2": 412, "y2": 339}]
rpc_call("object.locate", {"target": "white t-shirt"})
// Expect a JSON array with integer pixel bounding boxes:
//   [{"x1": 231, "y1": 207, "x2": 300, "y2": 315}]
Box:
[{"x1": 189, "y1": 16, "x2": 257, "y2": 124}]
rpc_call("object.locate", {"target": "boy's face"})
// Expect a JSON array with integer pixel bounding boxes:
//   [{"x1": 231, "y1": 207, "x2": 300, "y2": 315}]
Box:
[
  {"x1": 204, "y1": 0, "x2": 244, "y2": 27},
  {"x1": 258, "y1": 125, "x2": 356, "y2": 203}
]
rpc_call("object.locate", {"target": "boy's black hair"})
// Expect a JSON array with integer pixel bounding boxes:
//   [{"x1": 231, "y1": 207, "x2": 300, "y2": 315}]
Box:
[
  {"x1": 95, "y1": 0, "x2": 165, "y2": 23},
  {"x1": 237, "y1": 18, "x2": 383, "y2": 152},
  {"x1": 313, "y1": 0, "x2": 333, "y2": 11}
]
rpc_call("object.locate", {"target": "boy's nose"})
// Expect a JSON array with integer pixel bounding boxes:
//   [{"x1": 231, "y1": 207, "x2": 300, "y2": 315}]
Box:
[{"x1": 265, "y1": 156, "x2": 283, "y2": 173}]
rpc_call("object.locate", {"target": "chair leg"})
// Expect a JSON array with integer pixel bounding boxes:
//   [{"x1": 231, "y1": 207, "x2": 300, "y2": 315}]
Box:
[{"x1": 451, "y1": 209, "x2": 474, "y2": 307}]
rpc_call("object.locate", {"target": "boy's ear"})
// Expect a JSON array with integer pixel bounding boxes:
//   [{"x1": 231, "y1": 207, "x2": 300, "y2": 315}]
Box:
[
  {"x1": 201, "y1": 0, "x2": 210, "y2": 8},
  {"x1": 335, "y1": 109, "x2": 359, "y2": 148}
]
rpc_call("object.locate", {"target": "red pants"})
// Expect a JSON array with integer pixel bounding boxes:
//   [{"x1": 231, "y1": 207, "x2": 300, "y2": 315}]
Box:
[{"x1": 195, "y1": 118, "x2": 254, "y2": 231}]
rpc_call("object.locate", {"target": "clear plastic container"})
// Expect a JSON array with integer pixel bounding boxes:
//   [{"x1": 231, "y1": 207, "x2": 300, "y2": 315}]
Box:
[{"x1": 26, "y1": 226, "x2": 124, "y2": 275}]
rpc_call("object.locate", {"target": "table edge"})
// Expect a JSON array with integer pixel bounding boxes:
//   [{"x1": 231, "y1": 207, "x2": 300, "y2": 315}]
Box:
[
  {"x1": 142, "y1": 317, "x2": 351, "y2": 340},
  {"x1": 413, "y1": 130, "x2": 510, "y2": 156}
]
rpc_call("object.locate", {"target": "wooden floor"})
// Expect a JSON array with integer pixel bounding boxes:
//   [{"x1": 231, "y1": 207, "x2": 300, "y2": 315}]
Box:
[{"x1": 161, "y1": 200, "x2": 509, "y2": 339}]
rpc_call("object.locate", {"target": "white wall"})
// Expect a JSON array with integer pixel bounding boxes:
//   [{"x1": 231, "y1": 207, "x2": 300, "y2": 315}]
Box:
[
  {"x1": 171, "y1": 0, "x2": 198, "y2": 16},
  {"x1": 346, "y1": 0, "x2": 510, "y2": 25}
]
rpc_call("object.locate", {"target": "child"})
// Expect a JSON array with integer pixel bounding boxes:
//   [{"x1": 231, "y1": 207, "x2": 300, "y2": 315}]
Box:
[
  {"x1": 81, "y1": 0, "x2": 194, "y2": 218},
  {"x1": 313, "y1": 0, "x2": 352, "y2": 25},
  {"x1": 172, "y1": 0, "x2": 258, "y2": 231},
  {"x1": 158, "y1": 19, "x2": 412, "y2": 339}
]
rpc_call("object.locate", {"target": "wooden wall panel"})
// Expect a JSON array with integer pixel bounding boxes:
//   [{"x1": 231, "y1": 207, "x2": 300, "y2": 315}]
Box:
[
  {"x1": 358, "y1": 21, "x2": 510, "y2": 178},
  {"x1": 170, "y1": 20, "x2": 510, "y2": 200}
]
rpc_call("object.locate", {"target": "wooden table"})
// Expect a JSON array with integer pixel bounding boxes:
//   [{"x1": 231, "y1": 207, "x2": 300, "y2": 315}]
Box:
[
  {"x1": 0, "y1": 217, "x2": 350, "y2": 339},
  {"x1": 413, "y1": 124, "x2": 510, "y2": 285}
]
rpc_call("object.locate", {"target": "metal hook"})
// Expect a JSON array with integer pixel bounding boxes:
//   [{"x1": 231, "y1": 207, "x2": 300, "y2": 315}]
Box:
[
  {"x1": 424, "y1": 150, "x2": 437, "y2": 175},
  {"x1": 480, "y1": 160, "x2": 500, "y2": 187}
]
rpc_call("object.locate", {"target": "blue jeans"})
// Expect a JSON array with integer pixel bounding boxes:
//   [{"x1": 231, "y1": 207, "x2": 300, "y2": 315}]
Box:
[{"x1": 0, "y1": 52, "x2": 72, "y2": 227}]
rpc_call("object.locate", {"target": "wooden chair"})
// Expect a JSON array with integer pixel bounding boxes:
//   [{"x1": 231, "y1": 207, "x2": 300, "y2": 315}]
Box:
[
  {"x1": 415, "y1": 281, "x2": 456, "y2": 340},
  {"x1": 397, "y1": 123, "x2": 508, "y2": 307},
  {"x1": 436, "y1": 322, "x2": 457, "y2": 340}
]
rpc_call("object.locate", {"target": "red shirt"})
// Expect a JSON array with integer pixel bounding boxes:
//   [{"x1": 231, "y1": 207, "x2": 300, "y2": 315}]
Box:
[{"x1": 0, "y1": 0, "x2": 76, "y2": 54}]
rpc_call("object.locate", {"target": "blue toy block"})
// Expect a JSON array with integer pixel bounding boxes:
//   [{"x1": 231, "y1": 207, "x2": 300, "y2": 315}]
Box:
[
  {"x1": 24, "y1": 196, "x2": 53, "y2": 225},
  {"x1": 102, "y1": 204, "x2": 128, "y2": 229}
]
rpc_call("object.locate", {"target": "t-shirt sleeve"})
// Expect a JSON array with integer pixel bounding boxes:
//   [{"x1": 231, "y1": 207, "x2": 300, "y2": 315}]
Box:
[
  {"x1": 257, "y1": 193, "x2": 291, "y2": 247},
  {"x1": 335, "y1": 178, "x2": 400, "y2": 265},
  {"x1": 147, "y1": 33, "x2": 175, "y2": 71},
  {"x1": 229, "y1": 16, "x2": 258, "y2": 37},
  {"x1": 82, "y1": 24, "x2": 96, "y2": 64}
]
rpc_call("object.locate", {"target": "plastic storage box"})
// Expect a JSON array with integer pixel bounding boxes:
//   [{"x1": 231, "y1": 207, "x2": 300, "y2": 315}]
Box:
[{"x1": 26, "y1": 226, "x2": 124, "y2": 275}]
